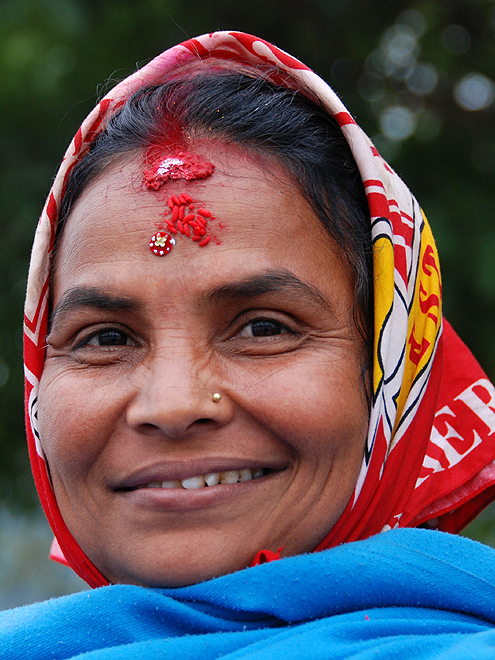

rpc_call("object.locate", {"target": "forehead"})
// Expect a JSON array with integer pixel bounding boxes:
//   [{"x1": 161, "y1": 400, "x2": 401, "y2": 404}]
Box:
[{"x1": 52, "y1": 144, "x2": 351, "y2": 304}]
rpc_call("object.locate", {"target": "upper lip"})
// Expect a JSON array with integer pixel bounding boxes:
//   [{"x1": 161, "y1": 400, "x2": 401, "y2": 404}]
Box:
[{"x1": 112, "y1": 458, "x2": 287, "y2": 491}]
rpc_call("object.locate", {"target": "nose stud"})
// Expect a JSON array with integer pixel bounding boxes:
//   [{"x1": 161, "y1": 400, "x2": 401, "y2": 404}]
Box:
[{"x1": 212, "y1": 393, "x2": 222, "y2": 403}]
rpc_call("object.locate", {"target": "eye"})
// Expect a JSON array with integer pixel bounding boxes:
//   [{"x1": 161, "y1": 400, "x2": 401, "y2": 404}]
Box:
[
  {"x1": 238, "y1": 319, "x2": 290, "y2": 338},
  {"x1": 80, "y1": 328, "x2": 137, "y2": 347}
]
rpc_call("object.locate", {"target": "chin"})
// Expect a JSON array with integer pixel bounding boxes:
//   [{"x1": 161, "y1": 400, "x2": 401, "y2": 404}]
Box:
[
  {"x1": 108, "y1": 560, "x2": 248, "y2": 589},
  {"x1": 88, "y1": 539, "x2": 257, "y2": 589}
]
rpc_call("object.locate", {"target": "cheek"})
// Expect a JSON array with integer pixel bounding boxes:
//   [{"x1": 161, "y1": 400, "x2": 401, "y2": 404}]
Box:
[
  {"x1": 37, "y1": 368, "x2": 121, "y2": 482},
  {"x1": 238, "y1": 350, "x2": 369, "y2": 463}
]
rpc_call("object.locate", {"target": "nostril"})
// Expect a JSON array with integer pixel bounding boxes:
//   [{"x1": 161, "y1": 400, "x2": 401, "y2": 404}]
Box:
[{"x1": 126, "y1": 385, "x2": 234, "y2": 437}]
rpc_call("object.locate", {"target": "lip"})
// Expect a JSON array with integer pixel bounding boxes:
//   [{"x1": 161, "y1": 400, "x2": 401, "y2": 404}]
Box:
[
  {"x1": 119, "y1": 471, "x2": 282, "y2": 511},
  {"x1": 112, "y1": 458, "x2": 288, "y2": 491}
]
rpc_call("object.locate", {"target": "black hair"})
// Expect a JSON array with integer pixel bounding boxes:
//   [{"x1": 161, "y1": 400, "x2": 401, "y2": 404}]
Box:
[{"x1": 56, "y1": 68, "x2": 373, "y2": 376}]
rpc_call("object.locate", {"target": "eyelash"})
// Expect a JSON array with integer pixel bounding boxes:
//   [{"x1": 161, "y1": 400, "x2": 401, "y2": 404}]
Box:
[
  {"x1": 75, "y1": 327, "x2": 137, "y2": 349},
  {"x1": 236, "y1": 318, "x2": 292, "y2": 338}
]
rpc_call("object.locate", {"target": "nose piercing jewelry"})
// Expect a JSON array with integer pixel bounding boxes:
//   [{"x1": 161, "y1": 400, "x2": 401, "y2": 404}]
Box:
[{"x1": 212, "y1": 393, "x2": 222, "y2": 403}]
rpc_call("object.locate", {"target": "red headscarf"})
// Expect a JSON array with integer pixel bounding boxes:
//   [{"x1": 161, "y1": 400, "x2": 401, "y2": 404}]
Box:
[{"x1": 24, "y1": 32, "x2": 495, "y2": 587}]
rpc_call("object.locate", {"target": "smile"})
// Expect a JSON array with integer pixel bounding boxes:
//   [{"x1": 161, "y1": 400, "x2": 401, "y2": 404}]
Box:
[{"x1": 132, "y1": 468, "x2": 265, "y2": 490}]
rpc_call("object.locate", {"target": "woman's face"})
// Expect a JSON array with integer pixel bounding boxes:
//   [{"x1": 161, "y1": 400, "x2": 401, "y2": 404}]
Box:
[{"x1": 38, "y1": 144, "x2": 369, "y2": 587}]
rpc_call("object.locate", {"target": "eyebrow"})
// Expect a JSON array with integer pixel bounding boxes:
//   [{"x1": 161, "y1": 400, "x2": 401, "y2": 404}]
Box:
[
  {"x1": 49, "y1": 270, "x2": 331, "y2": 331},
  {"x1": 203, "y1": 269, "x2": 332, "y2": 311},
  {"x1": 49, "y1": 287, "x2": 142, "y2": 332}
]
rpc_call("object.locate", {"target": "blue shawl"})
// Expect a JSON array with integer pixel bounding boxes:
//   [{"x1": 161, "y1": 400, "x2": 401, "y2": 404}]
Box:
[{"x1": 2, "y1": 528, "x2": 495, "y2": 659}]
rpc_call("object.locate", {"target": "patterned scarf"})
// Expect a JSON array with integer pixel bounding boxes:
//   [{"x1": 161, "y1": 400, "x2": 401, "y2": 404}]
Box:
[{"x1": 24, "y1": 31, "x2": 495, "y2": 587}]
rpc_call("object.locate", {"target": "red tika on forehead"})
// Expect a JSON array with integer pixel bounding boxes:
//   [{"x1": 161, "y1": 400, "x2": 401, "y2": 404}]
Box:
[
  {"x1": 149, "y1": 192, "x2": 218, "y2": 255},
  {"x1": 144, "y1": 151, "x2": 215, "y2": 190},
  {"x1": 144, "y1": 150, "x2": 219, "y2": 256}
]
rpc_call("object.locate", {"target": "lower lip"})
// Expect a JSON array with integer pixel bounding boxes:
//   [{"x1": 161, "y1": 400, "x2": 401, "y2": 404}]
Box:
[{"x1": 119, "y1": 473, "x2": 278, "y2": 511}]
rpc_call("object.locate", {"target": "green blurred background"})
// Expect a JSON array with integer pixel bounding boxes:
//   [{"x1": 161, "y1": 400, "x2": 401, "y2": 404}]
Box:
[{"x1": 1, "y1": 0, "x2": 495, "y2": 606}]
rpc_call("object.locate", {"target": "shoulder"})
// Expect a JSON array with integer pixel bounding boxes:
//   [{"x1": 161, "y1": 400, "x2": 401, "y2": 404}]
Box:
[
  {"x1": 179, "y1": 528, "x2": 495, "y2": 622},
  {"x1": 2, "y1": 530, "x2": 495, "y2": 660},
  {"x1": 0, "y1": 584, "x2": 178, "y2": 658}
]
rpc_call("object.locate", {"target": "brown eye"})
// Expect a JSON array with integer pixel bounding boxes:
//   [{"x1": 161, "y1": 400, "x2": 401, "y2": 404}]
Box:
[
  {"x1": 239, "y1": 320, "x2": 290, "y2": 338},
  {"x1": 84, "y1": 329, "x2": 136, "y2": 347}
]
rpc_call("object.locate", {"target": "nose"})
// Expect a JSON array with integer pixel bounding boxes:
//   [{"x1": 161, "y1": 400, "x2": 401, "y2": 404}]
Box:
[{"x1": 125, "y1": 351, "x2": 234, "y2": 439}]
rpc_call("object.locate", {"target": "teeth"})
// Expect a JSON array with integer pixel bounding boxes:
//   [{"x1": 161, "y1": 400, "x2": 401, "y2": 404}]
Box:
[
  {"x1": 205, "y1": 473, "x2": 220, "y2": 487},
  {"x1": 220, "y1": 470, "x2": 240, "y2": 484},
  {"x1": 141, "y1": 468, "x2": 265, "y2": 490},
  {"x1": 239, "y1": 468, "x2": 253, "y2": 482},
  {"x1": 181, "y1": 475, "x2": 206, "y2": 489}
]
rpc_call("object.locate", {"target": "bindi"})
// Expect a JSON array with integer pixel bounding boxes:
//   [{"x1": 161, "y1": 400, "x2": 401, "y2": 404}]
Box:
[
  {"x1": 144, "y1": 151, "x2": 219, "y2": 256},
  {"x1": 149, "y1": 231, "x2": 175, "y2": 256}
]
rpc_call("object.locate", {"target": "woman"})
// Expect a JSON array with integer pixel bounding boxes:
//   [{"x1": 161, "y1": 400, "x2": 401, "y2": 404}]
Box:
[{"x1": 5, "y1": 31, "x2": 495, "y2": 657}]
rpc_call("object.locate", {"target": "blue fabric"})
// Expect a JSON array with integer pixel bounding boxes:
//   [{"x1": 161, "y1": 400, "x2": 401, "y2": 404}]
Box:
[{"x1": 2, "y1": 528, "x2": 495, "y2": 659}]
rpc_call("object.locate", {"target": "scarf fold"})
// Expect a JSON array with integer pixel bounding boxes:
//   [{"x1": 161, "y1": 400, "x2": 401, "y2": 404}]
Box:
[
  {"x1": 24, "y1": 31, "x2": 495, "y2": 588},
  {"x1": 4, "y1": 529, "x2": 495, "y2": 659}
]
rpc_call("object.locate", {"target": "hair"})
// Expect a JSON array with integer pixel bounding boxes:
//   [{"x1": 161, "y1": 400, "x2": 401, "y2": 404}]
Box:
[{"x1": 55, "y1": 66, "x2": 373, "y2": 378}]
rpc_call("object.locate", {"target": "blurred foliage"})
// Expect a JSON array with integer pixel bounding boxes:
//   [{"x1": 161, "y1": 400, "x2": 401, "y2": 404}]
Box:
[{"x1": 0, "y1": 0, "x2": 495, "y2": 543}]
